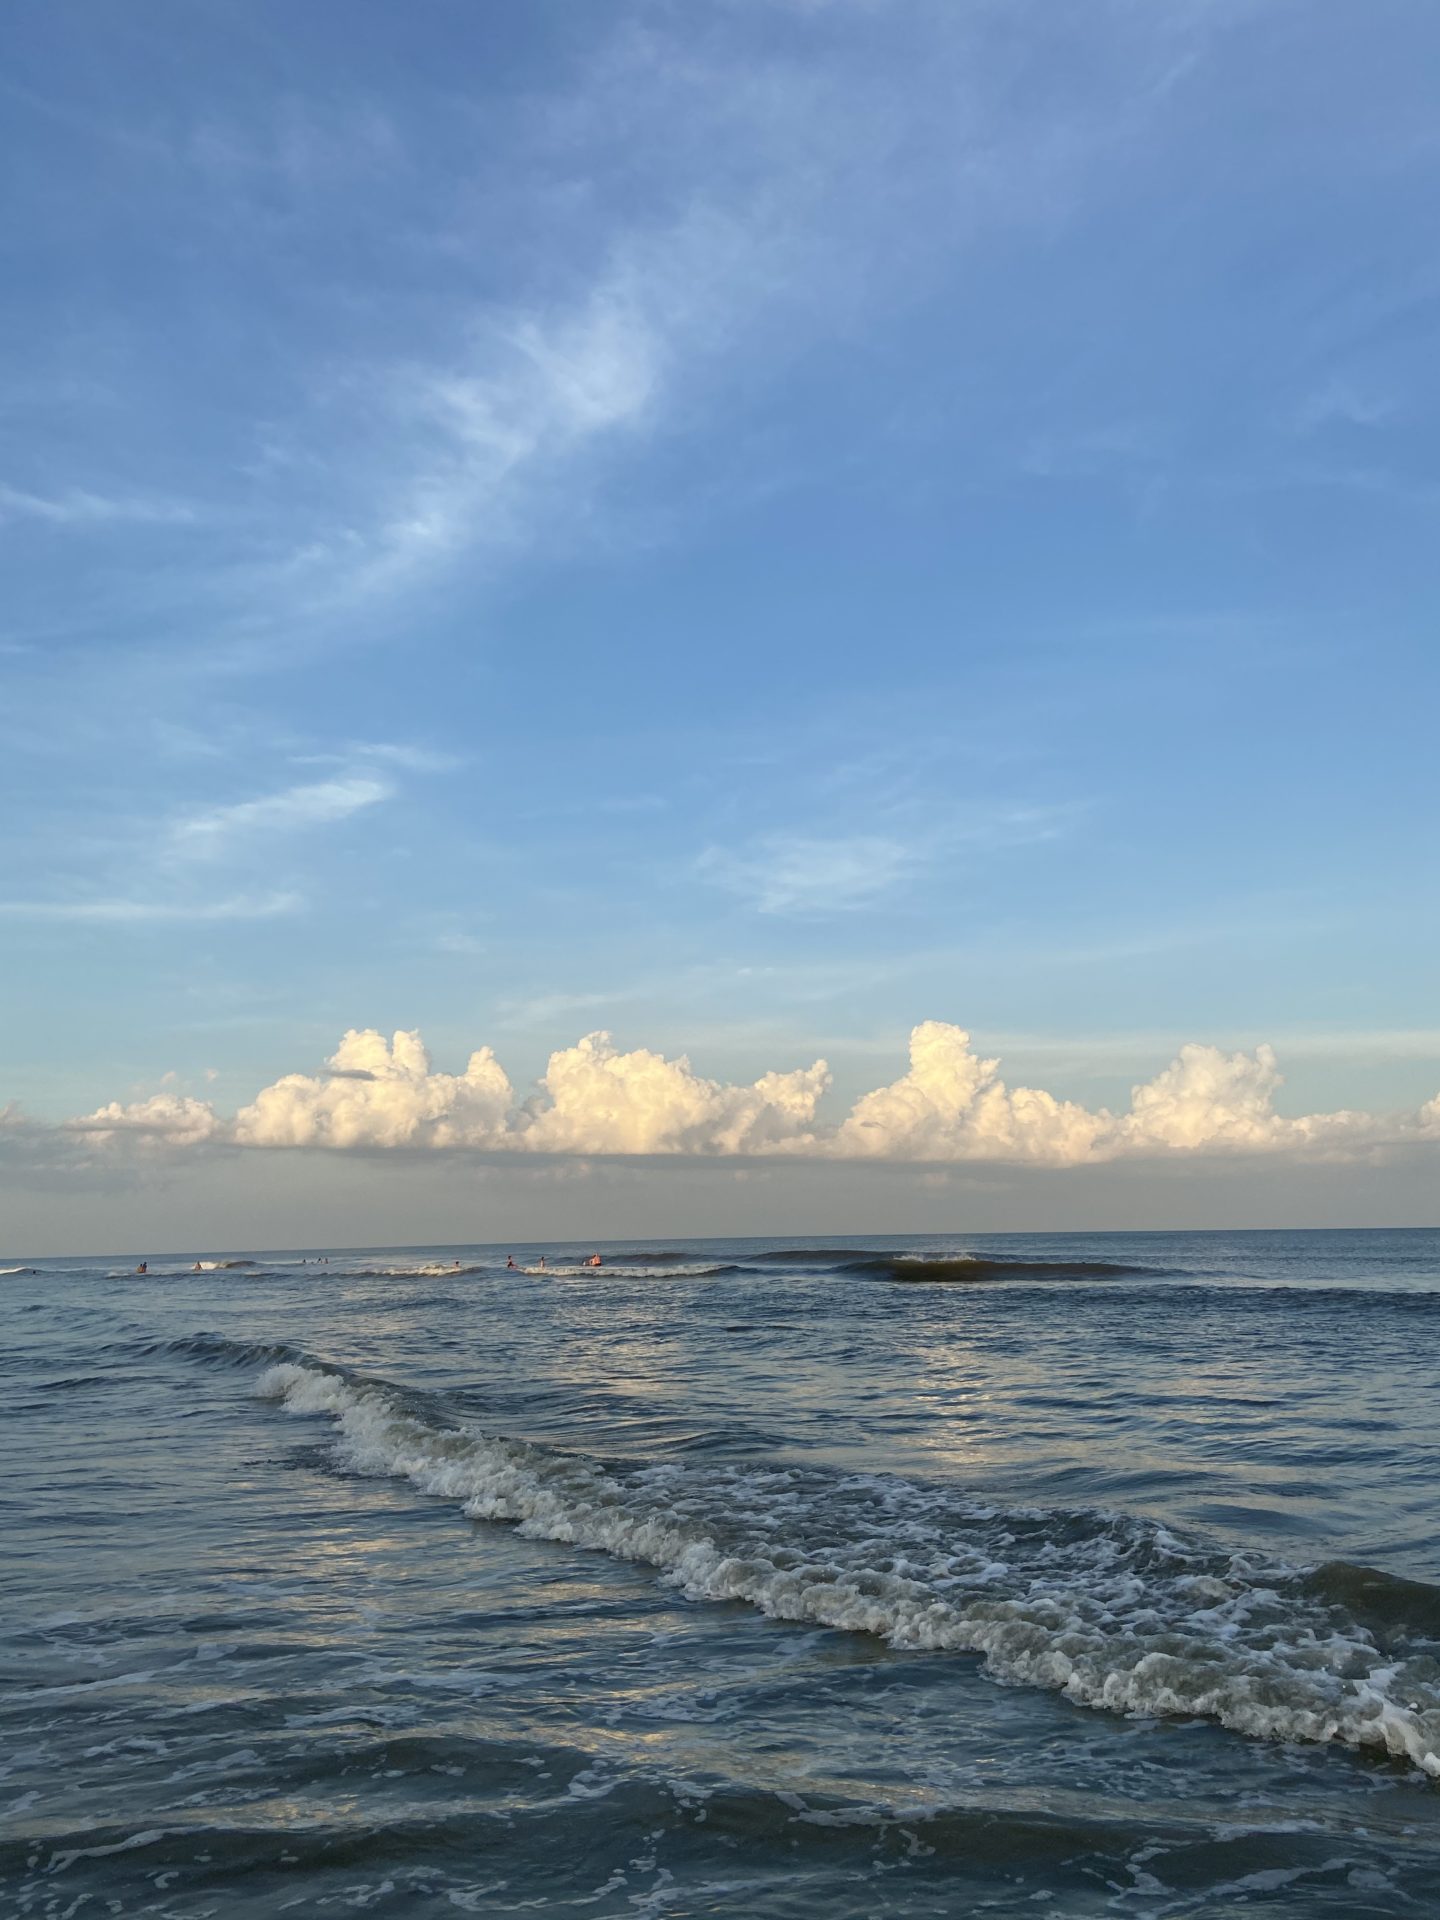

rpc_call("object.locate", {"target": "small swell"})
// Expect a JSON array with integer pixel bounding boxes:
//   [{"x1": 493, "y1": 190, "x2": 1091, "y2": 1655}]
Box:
[
  {"x1": 858, "y1": 1255, "x2": 1148, "y2": 1283},
  {"x1": 152, "y1": 1332, "x2": 307, "y2": 1370},
  {"x1": 753, "y1": 1249, "x2": 1152, "y2": 1281},
  {"x1": 757, "y1": 1248, "x2": 892, "y2": 1264},
  {"x1": 1304, "y1": 1561, "x2": 1440, "y2": 1644}
]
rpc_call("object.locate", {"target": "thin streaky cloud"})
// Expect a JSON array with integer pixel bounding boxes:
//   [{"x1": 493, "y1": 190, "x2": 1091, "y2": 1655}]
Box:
[
  {"x1": 0, "y1": 892, "x2": 301, "y2": 923},
  {"x1": 697, "y1": 832, "x2": 921, "y2": 915},
  {"x1": 170, "y1": 777, "x2": 392, "y2": 855},
  {"x1": 697, "y1": 804, "x2": 1076, "y2": 917},
  {"x1": 289, "y1": 741, "x2": 465, "y2": 775},
  {"x1": 0, "y1": 484, "x2": 200, "y2": 527}
]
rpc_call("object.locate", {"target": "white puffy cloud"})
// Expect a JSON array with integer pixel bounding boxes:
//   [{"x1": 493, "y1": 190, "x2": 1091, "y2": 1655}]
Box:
[
  {"x1": 234, "y1": 1029, "x2": 512, "y2": 1149},
  {"x1": 1115, "y1": 1041, "x2": 1289, "y2": 1154},
  {"x1": 69, "y1": 1091, "x2": 222, "y2": 1147},
  {"x1": 57, "y1": 1020, "x2": 1440, "y2": 1169},
  {"x1": 229, "y1": 1027, "x2": 828, "y2": 1157},
  {"x1": 1113, "y1": 1042, "x2": 1379, "y2": 1159},
  {"x1": 832, "y1": 1022, "x2": 1106, "y2": 1165},
  {"x1": 515, "y1": 1031, "x2": 830, "y2": 1155}
]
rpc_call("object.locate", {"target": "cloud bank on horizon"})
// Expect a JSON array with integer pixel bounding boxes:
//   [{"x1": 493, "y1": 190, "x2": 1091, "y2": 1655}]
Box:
[{"x1": 58, "y1": 1023, "x2": 1440, "y2": 1170}]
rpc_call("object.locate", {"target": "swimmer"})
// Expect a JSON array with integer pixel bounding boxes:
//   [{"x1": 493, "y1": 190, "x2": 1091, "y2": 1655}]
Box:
[
  {"x1": 587, "y1": 1253, "x2": 602, "y2": 1268},
  {"x1": 135, "y1": 1261, "x2": 147, "y2": 1275},
  {"x1": 506, "y1": 1255, "x2": 516, "y2": 1269}
]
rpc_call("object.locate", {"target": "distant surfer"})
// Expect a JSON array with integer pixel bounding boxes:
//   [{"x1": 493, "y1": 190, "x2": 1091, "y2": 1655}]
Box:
[
  {"x1": 135, "y1": 1261, "x2": 147, "y2": 1275},
  {"x1": 506, "y1": 1255, "x2": 516, "y2": 1269},
  {"x1": 193, "y1": 1262, "x2": 202, "y2": 1272},
  {"x1": 538, "y1": 1256, "x2": 546, "y2": 1270},
  {"x1": 587, "y1": 1253, "x2": 602, "y2": 1268}
]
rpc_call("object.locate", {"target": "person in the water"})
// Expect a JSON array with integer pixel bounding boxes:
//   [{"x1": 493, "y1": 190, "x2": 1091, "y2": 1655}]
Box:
[
  {"x1": 587, "y1": 1253, "x2": 602, "y2": 1267},
  {"x1": 506, "y1": 1255, "x2": 516, "y2": 1269},
  {"x1": 135, "y1": 1261, "x2": 147, "y2": 1274}
]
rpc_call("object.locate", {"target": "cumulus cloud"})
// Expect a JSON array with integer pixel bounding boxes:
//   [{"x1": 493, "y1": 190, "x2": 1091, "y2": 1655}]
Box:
[
  {"x1": 68, "y1": 1091, "x2": 223, "y2": 1147},
  {"x1": 515, "y1": 1031, "x2": 830, "y2": 1156},
  {"x1": 234, "y1": 1028, "x2": 512, "y2": 1149},
  {"x1": 53, "y1": 1021, "x2": 1440, "y2": 1169},
  {"x1": 834, "y1": 1022, "x2": 1106, "y2": 1165}
]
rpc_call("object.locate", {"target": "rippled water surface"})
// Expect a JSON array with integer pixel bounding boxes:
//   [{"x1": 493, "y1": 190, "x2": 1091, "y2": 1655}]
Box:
[{"x1": 4, "y1": 1229, "x2": 1440, "y2": 1915}]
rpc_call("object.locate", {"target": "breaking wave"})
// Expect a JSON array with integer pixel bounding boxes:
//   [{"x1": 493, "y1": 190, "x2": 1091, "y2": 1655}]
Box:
[
  {"x1": 344, "y1": 1262, "x2": 491, "y2": 1278},
  {"x1": 252, "y1": 1350, "x2": 1440, "y2": 1780}
]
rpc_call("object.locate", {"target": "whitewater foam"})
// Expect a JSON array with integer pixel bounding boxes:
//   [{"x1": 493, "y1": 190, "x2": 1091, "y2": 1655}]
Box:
[{"x1": 255, "y1": 1356, "x2": 1440, "y2": 1780}]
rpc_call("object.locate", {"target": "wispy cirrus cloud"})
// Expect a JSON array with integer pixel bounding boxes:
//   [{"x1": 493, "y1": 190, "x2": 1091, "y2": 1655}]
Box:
[
  {"x1": 698, "y1": 833, "x2": 921, "y2": 915},
  {"x1": 169, "y1": 776, "x2": 392, "y2": 858},
  {"x1": 0, "y1": 483, "x2": 200, "y2": 527},
  {"x1": 2, "y1": 0, "x2": 1255, "y2": 671},
  {"x1": 0, "y1": 892, "x2": 300, "y2": 923},
  {"x1": 697, "y1": 805, "x2": 1077, "y2": 916},
  {"x1": 301, "y1": 741, "x2": 464, "y2": 774}
]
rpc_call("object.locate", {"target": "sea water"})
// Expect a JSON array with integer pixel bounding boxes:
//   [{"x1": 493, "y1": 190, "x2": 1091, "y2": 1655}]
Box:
[{"x1": 3, "y1": 1230, "x2": 1439, "y2": 1915}]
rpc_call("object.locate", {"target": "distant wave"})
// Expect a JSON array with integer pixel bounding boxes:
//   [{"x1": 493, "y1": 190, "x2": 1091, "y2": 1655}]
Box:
[
  {"x1": 860, "y1": 1255, "x2": 1149, "y2": 1283},
  {"x1": 760, "y1": 1244, "x2": 1159, "y2": 1274},
  {"x1": 756, "y1": 1249, "x2": 1152, "y2": 1282},
  {"x1": 0, "y1": 1265, "x2": 37, "y2": 1275},
  {"x1": 244, "y1": 1346, "x2": 1440, "y2": 1780},
  {"x1": 756, "y1": 1247, "x2": 892, "y2": 1264},
  {"x1": 519, "y1": 1262, "x2": 735, "y2": 1279}
]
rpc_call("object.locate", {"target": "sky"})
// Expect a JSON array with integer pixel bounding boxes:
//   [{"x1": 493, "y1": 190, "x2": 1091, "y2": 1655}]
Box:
[{"x1": 3, "y1": 0, "x2": 1439, "y2": 1251}]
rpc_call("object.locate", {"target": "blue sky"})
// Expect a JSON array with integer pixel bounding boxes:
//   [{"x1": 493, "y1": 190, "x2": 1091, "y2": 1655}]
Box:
[{"x1": 3, "y1": 1, "x2": 1439, "y2": 1242}]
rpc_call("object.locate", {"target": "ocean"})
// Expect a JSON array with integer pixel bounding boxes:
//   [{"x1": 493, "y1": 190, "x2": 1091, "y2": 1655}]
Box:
[{"x1": 3, "y1": 1229, "x2": 1439, "y2": 1916}]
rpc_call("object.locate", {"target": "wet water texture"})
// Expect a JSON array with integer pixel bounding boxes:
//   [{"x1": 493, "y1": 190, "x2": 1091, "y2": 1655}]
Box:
[{"x1": 3, "y1": 1230, "x2": 1439, "y2": 1915}]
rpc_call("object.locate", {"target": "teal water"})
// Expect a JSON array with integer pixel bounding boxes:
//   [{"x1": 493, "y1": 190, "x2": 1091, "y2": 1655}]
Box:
[{"x1": 3, "y1": 1230, "x2": 1439, "y2": 1915}]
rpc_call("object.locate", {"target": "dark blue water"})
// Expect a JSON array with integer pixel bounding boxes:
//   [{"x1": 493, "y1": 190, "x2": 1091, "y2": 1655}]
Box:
[{"x1": 3, "y1": 1230, "x2": 1439, "y2": 1915}]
